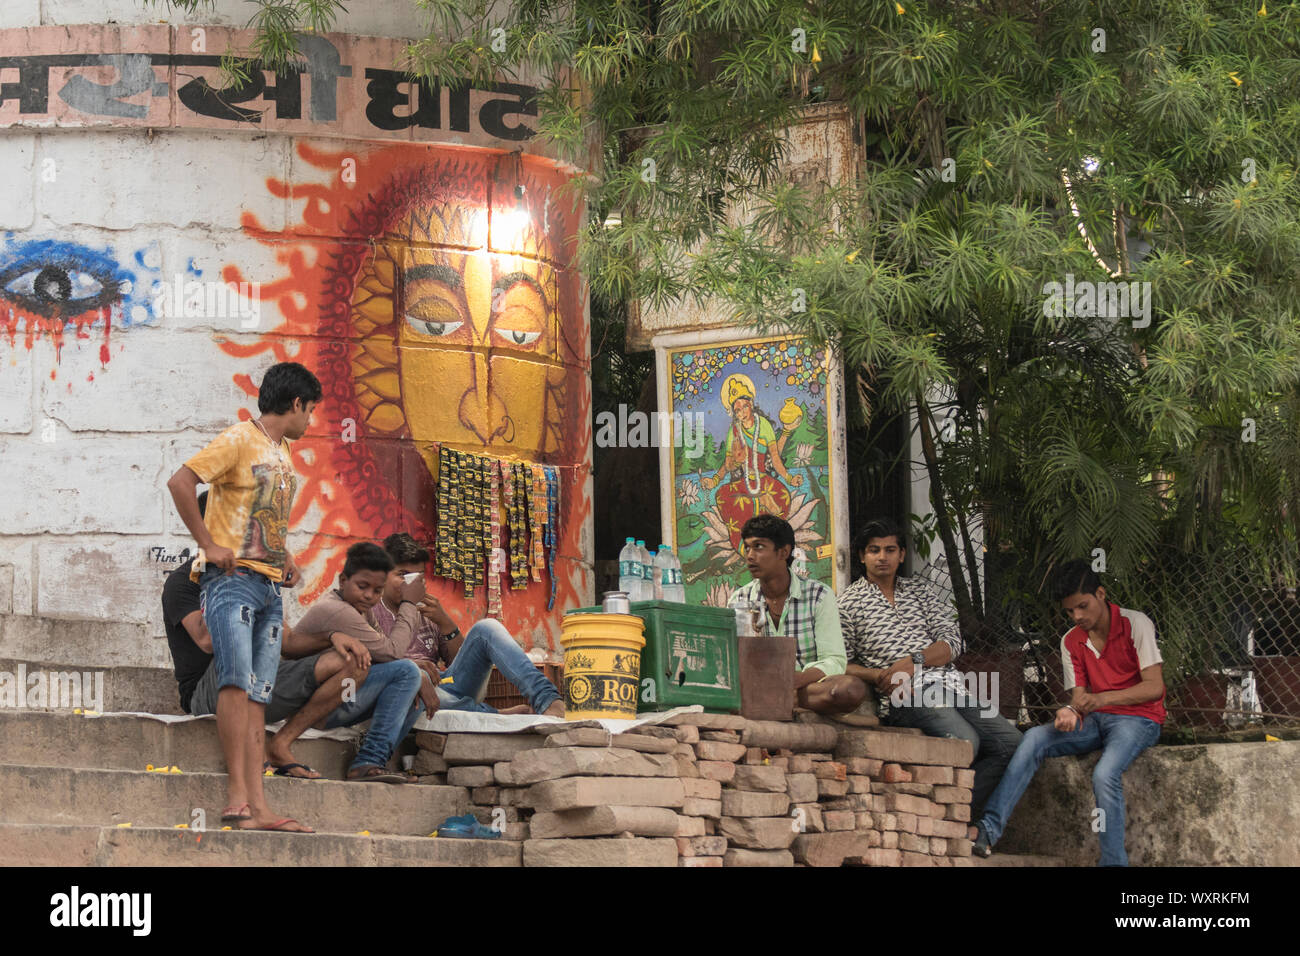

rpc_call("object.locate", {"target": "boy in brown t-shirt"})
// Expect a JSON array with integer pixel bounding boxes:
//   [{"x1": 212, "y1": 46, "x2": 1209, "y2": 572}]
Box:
[{"x1": 166, "y1": 362, "x2": 321, "y2": 832}]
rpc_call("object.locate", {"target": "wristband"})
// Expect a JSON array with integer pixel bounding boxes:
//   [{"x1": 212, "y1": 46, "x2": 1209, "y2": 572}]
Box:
[{"x1": 443, "y1": 627, "x2": 461, "y2": 642}]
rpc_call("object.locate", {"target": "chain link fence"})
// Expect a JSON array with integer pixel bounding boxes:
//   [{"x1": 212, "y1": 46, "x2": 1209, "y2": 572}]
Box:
[{"x1": 916, "y1": 545, "x2": 1300, "y2": 737}]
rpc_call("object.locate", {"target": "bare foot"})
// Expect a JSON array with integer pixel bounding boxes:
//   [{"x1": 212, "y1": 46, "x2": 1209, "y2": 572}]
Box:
[
  {"x1": 968, "y1": 825, "x2": 979, "y2": 841},
  {"x1": 499, "y1": 704, "x2": 532, "y2": 715},
  {"x1": 542, "y1": 700, "x2": 566, "y2": 718}
]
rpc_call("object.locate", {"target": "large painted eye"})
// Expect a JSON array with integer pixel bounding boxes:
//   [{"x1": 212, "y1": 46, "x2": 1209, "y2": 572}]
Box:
[
  {"x1": 1, "y1": 264, "x2": 116, "y2": 318},
  {"x1": 496, "y1": 328, "x2": 540, "y2": 346},
  {"x1": 405, "y1": 316, "x2": 464, "y2": 337}
]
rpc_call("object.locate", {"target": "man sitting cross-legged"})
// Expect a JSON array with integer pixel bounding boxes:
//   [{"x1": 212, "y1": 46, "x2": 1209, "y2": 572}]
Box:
[
  {"x1": 970, "y1": 559, "x2": 1167, "y2": 866},
  {"x1": 727, "y1": 514, "x2": 867, "y2": 715},
  {"x1": 373, "y1": 532, "x2": 565, "y2": 717}
]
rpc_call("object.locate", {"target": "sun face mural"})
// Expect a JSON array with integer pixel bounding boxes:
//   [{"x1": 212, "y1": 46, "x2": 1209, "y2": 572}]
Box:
[{"x1": 220, "y1": 141, "x2": 590, "y2": 652}]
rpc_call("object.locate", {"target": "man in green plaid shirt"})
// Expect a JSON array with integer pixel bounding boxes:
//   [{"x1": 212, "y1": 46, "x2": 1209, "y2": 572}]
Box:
[{"x1": 728, "y1": 514, "x2": 867, "y2": 715}]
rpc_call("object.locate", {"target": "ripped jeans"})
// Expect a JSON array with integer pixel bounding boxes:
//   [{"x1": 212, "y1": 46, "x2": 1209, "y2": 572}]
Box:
[{"x1": 199, "y1": 566, "x2": 283, "y2": 704}]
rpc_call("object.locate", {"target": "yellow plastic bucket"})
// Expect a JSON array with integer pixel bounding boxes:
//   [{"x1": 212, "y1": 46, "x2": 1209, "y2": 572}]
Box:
[{"x1": 560, "y1": 613, "x2": 645, "y2": 720}]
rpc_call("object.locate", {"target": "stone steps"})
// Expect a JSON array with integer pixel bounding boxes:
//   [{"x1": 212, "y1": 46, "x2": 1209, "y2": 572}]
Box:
[
  {"x1": 970, "y1": 852, "x2": 1067, "y2": 867},
  {"x1": 0, "y1": 823, "x2": 521, "y2": 867},
  {"x1": 0, "y1": 709, "x2": 358, "y2": 778},
  {"x1": 0, "y1": 763, "x2": 467, "y2": 837}
]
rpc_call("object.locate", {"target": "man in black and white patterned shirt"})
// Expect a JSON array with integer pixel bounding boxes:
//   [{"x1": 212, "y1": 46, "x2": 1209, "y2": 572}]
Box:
[{"x1": 838, "y1": 518, "x2": 1021, "y2": 820}]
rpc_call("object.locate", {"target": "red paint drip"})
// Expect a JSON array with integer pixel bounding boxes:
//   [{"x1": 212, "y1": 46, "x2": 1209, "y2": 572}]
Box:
[{"x1": 2, "y1": 304, "x2": 114, "y2": 376}]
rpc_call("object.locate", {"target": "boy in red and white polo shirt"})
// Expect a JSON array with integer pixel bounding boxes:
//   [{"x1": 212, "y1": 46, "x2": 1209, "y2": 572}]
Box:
[{"x1": 971, "y1": 559, "x2": 1166, "y2": 866}]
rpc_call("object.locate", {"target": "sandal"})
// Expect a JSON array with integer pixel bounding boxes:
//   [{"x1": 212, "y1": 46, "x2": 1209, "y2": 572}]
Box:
[
  {"x1": 220, "y1": 803, "x2": 252, "y2": 822},
  {"x1": 346, "y1": 765, "x2": 408, "y2": 784},
  {"x1": 269, "y1": 762, "x2": 322, "y2": 780},
  {"x1": 240, "y1": 817, "x2": 315, "y2": 833}
]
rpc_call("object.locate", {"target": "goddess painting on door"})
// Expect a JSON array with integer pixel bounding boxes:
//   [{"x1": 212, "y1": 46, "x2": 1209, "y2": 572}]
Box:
[
  {"x1": 668, "y1": 337, "x2": 833, "y2": 606},
  {"x1": 701, "y1": 371, "x2": 804, "y2": 542}
]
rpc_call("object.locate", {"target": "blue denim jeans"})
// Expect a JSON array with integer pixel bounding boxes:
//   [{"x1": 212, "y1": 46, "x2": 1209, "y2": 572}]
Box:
[
  {"x1": 198, "y1": 566, "x2": 283, "y2": 704},
  {"x1": 438, "y1": 619, "x2": 561, "y2": 714},
  {"x1": 977, "y1": 711, "x2": 1162, "y2": 866},
  {"x1": 322, "y1": 658, "x2": 424, "y2": 772},
  {"x1": 886, "y1": 695, "x2": 1023, "y2": 818}
]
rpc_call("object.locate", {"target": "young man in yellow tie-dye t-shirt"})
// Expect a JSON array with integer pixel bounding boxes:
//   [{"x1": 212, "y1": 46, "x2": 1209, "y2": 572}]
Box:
[{"x1": 166, "y1": 362, "x2": 321, "y2": 833}]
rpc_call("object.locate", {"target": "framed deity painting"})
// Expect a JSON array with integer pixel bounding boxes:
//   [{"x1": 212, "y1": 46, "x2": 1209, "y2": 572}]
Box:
[{"x1": 654, "y1": 329, "x2": 849, "y2": 606}]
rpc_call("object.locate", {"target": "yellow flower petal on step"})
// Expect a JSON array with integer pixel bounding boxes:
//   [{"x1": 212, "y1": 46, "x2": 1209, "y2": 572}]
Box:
[
  {"x1": 1266, "y1": 734, "x2": 1280, "y2": 741},
  {"x1": 265, "y1": 768, "x2": 275, "y2": 776},
  {"x1": 145, "y1": 764, "x2": 154, "y2": 771},
  {"x1": 175, "y1": 824, "x2": 189, "y2": 829},
  {"x1": 73, "y1": 708, "x2": 82, "y2": 714},
  {"x1": 221, "y1": 826, "x2": 233, "y2": 831},
  {"x1": 895, "y1": 2, "x2": 906, "y2": 13},
  {"x1": 169, "y1": 766, "x2": 182, "y2": 774},
  {"x1": 116, "y1": 823, "x2": 132, "y2": 828},
  {"x1": 357, "y1": 830, "x2": 371, "y2": 836},
  {"x1": 428, "y1": 832, "x2": 440, "y2": 838}
]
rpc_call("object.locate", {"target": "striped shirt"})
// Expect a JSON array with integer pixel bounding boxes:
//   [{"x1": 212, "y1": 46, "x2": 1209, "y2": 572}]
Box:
[
  {"x1": 838, "y1": 575, "x2": 966, "y2": 716},
  {"x1": 728, "y1": 573, "x2": 846, "y2": 676}
]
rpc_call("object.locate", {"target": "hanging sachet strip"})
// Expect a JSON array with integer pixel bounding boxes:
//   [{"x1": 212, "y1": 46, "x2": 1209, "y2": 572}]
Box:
[
  {"x1": 460, "y1": 451, "x2": 476, "y2": 589},
  {"x1": 545, "y1": 465, "x2": 559, "y2": 611},
  {"x1": 530, "y1": 463, "x2": 547, "y2": 582},
  {"x1": 487, "y1": 457, "x2": 502, "y2": 617},
  {"x1": 445, "y1": 449, "x2": 458, "y2": 582},
  {"x1": 460, "y1": 455, "x2": 475, "y2": 598},
  {"x1": 506, "y1": 461, "x2": 519, "y2": 588},
  {"x1": 435, "y1": 445, "x2": 452, "y2": 578},
  {"x1": 511, "y1": 463, "x2": 531, "y2": 589}
]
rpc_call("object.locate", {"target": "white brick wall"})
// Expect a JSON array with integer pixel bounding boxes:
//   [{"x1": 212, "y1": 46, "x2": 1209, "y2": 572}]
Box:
[
  {"x1": 44, "y1": 0, "x2": 435, "y2": 38},
  {"x1": 0, "y1": 436, "x2": 166, "y2": 534},
  {"x1": 0, "y1": 135, "x2": 35, "y2": 228},
  {"x1": 36, "y1": 130, "x2": 291, "y2": 232}
]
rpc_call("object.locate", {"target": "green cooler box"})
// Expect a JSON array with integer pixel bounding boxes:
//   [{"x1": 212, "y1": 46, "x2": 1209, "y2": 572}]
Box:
[{"x1": 573, "y1": 601, "x2": 740, "y2": 713}]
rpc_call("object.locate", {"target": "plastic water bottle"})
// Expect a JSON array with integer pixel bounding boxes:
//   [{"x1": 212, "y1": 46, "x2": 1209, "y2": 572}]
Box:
[
  {"x1": 654, "y1": 545, "x2": 673, "y2": 601},
  {"x1": 636, "y1": 539, "x2": 653, "y2": 602},
  {"x1": 664, "y1": 547, "x2": 686, "y2": 603},
  {"x1": 618, "y1": 537, "x2": 642, "y2": 601}
]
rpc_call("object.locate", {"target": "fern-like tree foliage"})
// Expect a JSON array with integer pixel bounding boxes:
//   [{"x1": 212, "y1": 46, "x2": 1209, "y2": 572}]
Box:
[{"x1": 151, "y1": 1, "x2": 1300, "y2": 674}]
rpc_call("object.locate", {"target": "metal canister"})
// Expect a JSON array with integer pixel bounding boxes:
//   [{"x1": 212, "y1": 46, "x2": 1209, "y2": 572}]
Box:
[{"x1": 602, "y1": 590, "x2": 631, "y2": 614}]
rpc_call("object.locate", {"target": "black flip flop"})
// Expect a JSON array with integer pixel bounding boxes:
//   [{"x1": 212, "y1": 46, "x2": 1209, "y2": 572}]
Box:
[{"x1": 269, "y1": 762, "x2": 322, "y2": 780}]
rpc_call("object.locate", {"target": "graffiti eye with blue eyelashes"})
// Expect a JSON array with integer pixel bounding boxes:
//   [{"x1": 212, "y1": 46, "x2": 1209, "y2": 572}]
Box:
[{"x1": 0, "y1": 240, "x2": 128, "y2": 321}]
